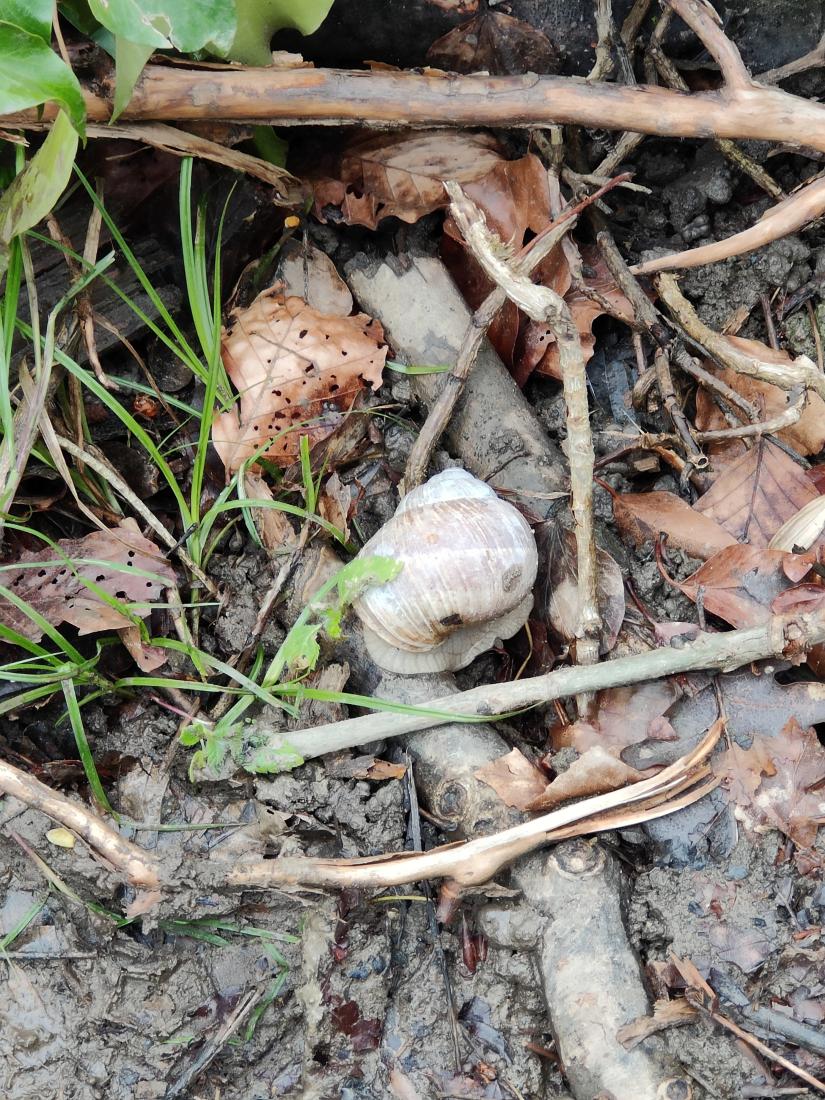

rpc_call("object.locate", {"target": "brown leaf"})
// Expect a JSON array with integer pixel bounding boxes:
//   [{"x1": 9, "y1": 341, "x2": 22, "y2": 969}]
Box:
[
  {"x1": 325, "y1": 755, "x2": 407, "y2": 781},
  {"x1": 474, "y1": 747, "x2": 548, "y2": 810},
  {"x1": 715, "y1": 718, "x2": 825, "y2": 847},
  {"x1": 618, "y1": 999, "x2": 697, "y2": 1050},
  {"x1": 537, "y1": 525, "x2": 625, "y2": 654},
  {"x1": 676, "y1": 544, "x2": 813, "y2": 628},
  {"x1": 556, "y1": 679, "x2": 685, "y2": 757},
  {"x1": 613, "y1": 490, "x2": 736, "y2": 561},
  {"x1": 318, "y1": 471, "x2": 352, "y2": 541},
  {"x1": 311, "y1": 131, "x2": 505, "y2": 229},
  {"x1": 527, "y1": 746, "x2": 644, "y2": 811},
  {"x1": 695, "y1": 336, "x2": 825, "y2": 462},
  {"x1": 520, "y1": 250, "x2": 633, "y2": 384},
  {"x1": 213, "y1": 291, "x2": 386, "y2": 471},
  {"x1": 694, "y1": 440, "x2": 819, "y2": 546},
  {"x1": 426, "y1": 11, "x2": 559, "y2": 75},
  {"x1": 441, "y1": 153, "x2": 567, "y2": 368},
  {"x1": 241, "y1": 470, "x2": 298, "y2": 551},
  {"x1": 0, "y1": 519, "x2": 175, "y2": 642},
  {"x1": 279, "y1": 240, "x2": 353, "y2": 316}
]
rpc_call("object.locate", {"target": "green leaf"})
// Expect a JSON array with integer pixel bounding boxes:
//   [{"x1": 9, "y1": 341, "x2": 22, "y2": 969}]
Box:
[
  {"x1": 0, "y1": 110, "x2": 79, "y2": 277},
  {"x1": 0, "y1": 0, "x2": 54, "y2": 42},
  {"x1": 0, "y1": 23, "x2": 85, "y2": 134},
  {"x1": 111, "y1": 35, "x2": 154, "y2": 120},
  {"x1": 88, "y1": 0, "x2": 236, "y2": 52},
  {"x1": 277, "y1": 621, "x2": 320, "y2": 677},
  {"x1": 222, "y1": 0, "x2": 334, "y2": 65}
]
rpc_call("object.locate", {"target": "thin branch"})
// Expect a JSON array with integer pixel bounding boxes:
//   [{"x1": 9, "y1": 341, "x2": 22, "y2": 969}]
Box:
[
  {"x1": 0, "y1": 757, "x2": 160, "y2": 887},
  {"x1": 758, "y1": 30, "x2": 825, "y2": 85},
  {"x1": 665, "y1": 0, "x2": 752, "y2": 91},
  {"x1": 250, "y1": 605, "x2": 825, "y2": 760},
  {"x1": 655, "y1": 273, "x2": 825, "y2": 402},
  {"x1": 444, "y1": 181, "x2": 601, "y2": 686},
  {"x1": 696, "y1": 384, "x2": 807, "y2": 442},
  {"x1": 633, "y1": 176, "x2": 825, "y2": 275}
]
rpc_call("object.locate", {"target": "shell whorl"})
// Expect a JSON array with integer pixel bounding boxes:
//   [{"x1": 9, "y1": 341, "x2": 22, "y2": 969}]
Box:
[{"x1": 353, "y1": 469, "x2": 538, "y2": 674}]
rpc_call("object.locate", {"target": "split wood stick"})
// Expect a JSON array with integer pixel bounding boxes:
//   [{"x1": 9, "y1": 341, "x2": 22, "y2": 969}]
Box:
[
  {"x1": 251, "y1": 607, "x2": 825, "y2": 760},
  {"x1": 5, "y1": 67, "x2": 825, "y2": 155}
]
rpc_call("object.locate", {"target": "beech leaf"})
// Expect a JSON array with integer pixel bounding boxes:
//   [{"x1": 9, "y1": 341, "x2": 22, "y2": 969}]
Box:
[{"x1": 612, "y1": 490, "x2": 736, "y2": 561}]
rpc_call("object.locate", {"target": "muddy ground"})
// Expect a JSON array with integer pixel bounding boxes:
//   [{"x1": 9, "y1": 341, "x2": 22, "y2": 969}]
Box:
[{"x1": 3, "y1": 8, "x2": 825, "y2": 1100}]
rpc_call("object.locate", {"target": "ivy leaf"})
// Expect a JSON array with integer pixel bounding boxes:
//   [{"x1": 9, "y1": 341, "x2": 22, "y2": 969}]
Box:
[
  {"x1": 0, "y1": 110, "x2": 79, "y2": 278},
  {"x1": 0, "y1": 23, "x2": 85, "y2": 134},
  {"x1": 0, "y1": 0, "x2": 54, "y2": 42},
  {"x1": 221, "y1": 0, "x2": 334, "y2": 65},
  {"x1": 88, "y1": 0, "x2": 236, "y2": 52}
]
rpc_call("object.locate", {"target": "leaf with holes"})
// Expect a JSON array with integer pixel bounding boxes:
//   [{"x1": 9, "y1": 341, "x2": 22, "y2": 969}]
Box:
[
  {"x1": 311, "y1": 131, "x2": 505, "y2": 229},
  {"x1": 0, "y1": 519, "x2": 175, "y2": 641},
  {"x1": 693, "y1": 439, "x2": 819, "y2": 547},
  {"x1": 212, "y1": 290, "x2": 387, "y2": 471}
]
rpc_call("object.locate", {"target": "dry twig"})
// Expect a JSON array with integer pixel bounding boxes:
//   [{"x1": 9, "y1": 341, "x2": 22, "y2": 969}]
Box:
[{"x1": 445, "y1": 180, "x2": 601, "y2": 687}]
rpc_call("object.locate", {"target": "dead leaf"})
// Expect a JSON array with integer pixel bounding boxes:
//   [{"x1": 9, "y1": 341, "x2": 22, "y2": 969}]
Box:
[
  {"x1": 0, "y1": 518, "x2": 174, "y2": 643},
  {"x1": 312, "y1": 131, "x2": 505, "y2": 229},
  {"x1": 676, "y1": 544, "x2": 814, "y2": 628},
  {"x1": 555, "y1": 679, "x2": 685, "y2": 757},
  {"x1": 715, "y1": 718, "x2": 825, "y2": 847},
  {"x1": 537, "y1": 525, "x2": 625, "y2": 654},
  {"x1": 707, "y1": 921, "x2": 775, "y2": 974},
  {"x1": 527, "y1": 746, "x2": 644, "y2": 811},
  {"x1": 474, "y1": 747, "x2": 548, "y2": 810},
  {"x1": 618, "y1": 999, "x2": 697, "y2": 1050},
  {"x1": 119, "y1": 623, "x2": 168, "y2": 672},
  {"x1": 613, "y1": 490, "x2": 736, "y2": 561},
  {"x1": 426, "y1": 11, "x2": 559, "y2": 75},
  {"x1": 695, "y1": 336, "x2": 825, "y2": 461},
  {"x1": 694, "y1": 440, "x2": 819, "y2": 546},
  {"x1": 279, "y1": 240, "x2": 353, "y2": 316},
  {"x1": 324, "y1": 755, "x2": 406, "y2": 781},
  {"x1": 213, "y1": 290, "x2": 386, "y2": 471},
  {"x1": 318, "y1": 471, "x2": 352, "y2": 541},
  {"x1": 520, "y1": 250, "x2": 634, "y2": 384},
  {"x1": 241, "y1": 470, "x2": 298, "y2": 551},
  {"x1": 441, "y1": 152, "x2": 567, "y2": 368}
]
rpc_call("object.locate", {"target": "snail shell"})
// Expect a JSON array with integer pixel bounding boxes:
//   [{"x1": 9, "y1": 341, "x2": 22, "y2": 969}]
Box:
[{"x1": 353, "y1": 468, "x2": 538, "y2": 674}]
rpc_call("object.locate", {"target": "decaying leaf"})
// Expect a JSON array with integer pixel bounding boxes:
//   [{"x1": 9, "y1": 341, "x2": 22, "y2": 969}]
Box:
[
  {"x1": 694, "y1": 440, "x2": 819, "y2": 546},
  {"x1": 695, "y1": 336, "x2": 825, "y2": 462},
  {"x1": 554, "y1": 679, "x2": 685, "y2": 757},
  {"x1": 318, "y1": 471, "x2": 352, "y2": 541},
  {"x1": 527, "y1": 746, "x2": 644, "y2": 811},
  {"x1": 618, "y1": 999, "x2": 697, "y2": 1050},
  {"x1": 312, "y1": 131, "x2": 505, "y2": 229},
  {"x1": 520, "y1": 250, "x2": 634, "y2": 384},
  {"x1": 715, "y1": 718, "x2": 825, "y2": 847},
  {"x1": 324, "y1": 755, "x2": 407, "y2": 781},
  {"x1": 279, "y1": 240, "x2": 353, "y2": 317},
  {"x1": 426, "y1": 10, "x2": 559, "y2": 75},
  {"x1": 242, "y1": 470, "x2": 298, "y2": 551},
  {"x1": 474, "y1": 747, "x2": 548, "y2": 810},
  {"x1": 442, "y1": 152, "x2": 568, "y2": 368},
  {"x1": 675, "y1": 544, "x2": 813, "y2": 629},
  {"x1": 0, "y1": 519, "x2": 174, "y2": 642},
  {"x1": 213, "y1": 290, "x2": 387, "y2": 471},
  {"x1": 536, "y1": 525, "x2": 625, "y2": 653},
  {"x1": 612, "y1": 490, "x2": 736, "y2": 561}
]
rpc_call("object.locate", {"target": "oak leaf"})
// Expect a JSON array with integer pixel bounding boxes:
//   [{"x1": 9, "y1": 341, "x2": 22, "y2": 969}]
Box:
[{"x1": 213, "y1": 290, "x2": 386, "y2": 472}]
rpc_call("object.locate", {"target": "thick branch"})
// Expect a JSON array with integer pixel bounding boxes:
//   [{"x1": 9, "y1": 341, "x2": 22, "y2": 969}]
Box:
[{"x1": 5, "y1": 67, "x2": 825, "y2": 154}]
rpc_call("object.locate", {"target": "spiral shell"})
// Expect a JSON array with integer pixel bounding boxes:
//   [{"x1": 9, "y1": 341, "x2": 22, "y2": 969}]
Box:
[{"x1": 353, "y1": 468, "x2": 538, "y2": 674}]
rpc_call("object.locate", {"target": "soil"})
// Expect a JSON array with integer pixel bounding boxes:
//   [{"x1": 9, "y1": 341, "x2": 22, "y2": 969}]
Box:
[{"x1": 4, "y1": 8, "x2": 825, "y2": 1100}]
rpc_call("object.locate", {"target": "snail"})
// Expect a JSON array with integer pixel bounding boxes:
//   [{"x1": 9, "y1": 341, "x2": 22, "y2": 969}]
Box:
[{"x1": 352, "y1": 468, "x2": 538, "y2": 674}]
